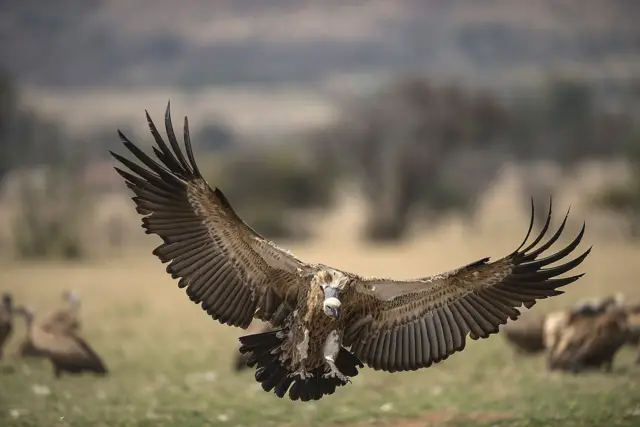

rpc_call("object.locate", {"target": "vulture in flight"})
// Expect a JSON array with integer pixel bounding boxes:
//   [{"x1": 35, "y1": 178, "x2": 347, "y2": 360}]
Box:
[{"x1": 110, "y1": 103, "x2": 592, "y2": 402}]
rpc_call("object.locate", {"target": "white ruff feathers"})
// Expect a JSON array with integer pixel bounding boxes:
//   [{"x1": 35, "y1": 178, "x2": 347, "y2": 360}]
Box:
[{"x1": 323, "y1": 297, "x2": 341, "y2": 308}]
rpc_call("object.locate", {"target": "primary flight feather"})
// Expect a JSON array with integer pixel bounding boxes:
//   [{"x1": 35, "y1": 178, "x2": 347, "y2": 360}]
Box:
[{"x1": 110, "y1": 102, "x2": 592, "y2": 402}]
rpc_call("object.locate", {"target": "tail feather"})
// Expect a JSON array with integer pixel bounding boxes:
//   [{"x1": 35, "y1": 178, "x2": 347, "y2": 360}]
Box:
[
  {"x1": 239, "y1": 330, "x2": 281, "y2": 349},
  {"x1": 246, "y1": 345, "x2": 280, "y2": 368},
  {"x1": 238, "y1": 329, "x2": 364, "y2": 401},
  {"x1": 335, "y1": 348, "x2": 363, "y2": 377}
]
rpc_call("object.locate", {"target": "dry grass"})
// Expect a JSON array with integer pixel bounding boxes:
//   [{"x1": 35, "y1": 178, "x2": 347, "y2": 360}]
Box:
[{"x1": 1, "y1": 190, "x2": 640, "y2": 426}]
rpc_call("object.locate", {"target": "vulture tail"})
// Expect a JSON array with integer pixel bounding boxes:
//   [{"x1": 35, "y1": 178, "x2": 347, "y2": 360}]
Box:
[{"x1": 238, "y1": 329, "x2": 364, "y2": 402}]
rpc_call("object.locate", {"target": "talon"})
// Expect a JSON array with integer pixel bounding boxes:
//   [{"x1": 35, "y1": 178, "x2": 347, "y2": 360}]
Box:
[
  {"x1": 290, "y1": 367, "x2": 313, "y2": 379},
  {"x1": 323, "y1": 359, "x2": 349, "y2": 383}
]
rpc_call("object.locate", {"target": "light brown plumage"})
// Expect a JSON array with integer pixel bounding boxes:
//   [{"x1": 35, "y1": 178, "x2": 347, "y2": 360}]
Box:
[
  {"x1": 110, "y1": 102, "x2": 592, "y2": 401},
  {"x1": 621, "y1": 303, "x2": 640, "y2": 363},
  {"x1": 624, "y1": 303, "x2": 640, "y2": 344},
  {"x1": 547, "y1": 306, "x2": 630, "y2": 373},
  {"x1": 19, "y1": 291, "x2": 81, "y2": 358},
  {"x1": 543, "y1": 295, "x2": 624, "y2": 356},
  {"x1": 42, "y1": 290, "x2": 81, "y2": 334},
  {"x1": 14, "y1": 307, "x2": 107, "y2": 378},
  {"x1": 0, "y1": 294, "x2": 13, "y2": 360}
]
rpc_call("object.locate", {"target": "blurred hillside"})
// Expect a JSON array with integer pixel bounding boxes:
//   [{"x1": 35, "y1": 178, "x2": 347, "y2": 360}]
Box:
[
  {"x1": 3, "y1": 0, "x2": 640, "y2": 90},
  {"x1": 3, "y1": 0, "x2": 640, "y2": 135}
]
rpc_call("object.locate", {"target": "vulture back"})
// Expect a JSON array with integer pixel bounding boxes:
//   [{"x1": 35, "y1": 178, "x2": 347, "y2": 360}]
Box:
[
  {"x1": 548, "y1": 308, "x2": 630, "y2": 372},
  {"x1": 501, "y1": 311, "x2": 546, "y2": 354},
  {"x1": 624, "y1": 304, "x2": 640, "y2": 346},
  {"x1": 16, "y1": 306, "x2": 107, "y2": 377},
  {"x1": 19, "y1": 291, "x2": 81, "y2": 358},
  {"x1": 42, "y1": 290, "x2": 81, "y2": 334},
  {"x1": 543, "y1": 295, "x2": 625, "y2": 354}
]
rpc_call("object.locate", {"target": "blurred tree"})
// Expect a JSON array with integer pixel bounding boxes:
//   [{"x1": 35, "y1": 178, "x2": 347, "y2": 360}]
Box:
[
  {"x1": 313, "y1": 75, "x2": 638, "y2": 242},
  {"x1": 317, "y1": 76, "x2": 510, "y2": 242},
  {"x1": 11, "y1": 168, "x2": 88, "y2": 260},
  {"x1": 0, "y1": 70, "x2": 90, "y2": 259},
  {"x1": 83, "y1": 124, "x2": 135, "y2": 161},
  {"x1": 509, "y1": 78, "x2": 637, "y2": 225},
  {"x1": 194, "y1": 122, "x2": 235, "y2": 152},
  {"x1": 0, "y1": 70, "x2": 69, "y2": 182},
  {"x1": 201, "y1": 143, "x2": 337, "y2": 240},
  {"x1": 591, "y1": 138, "x2": 640, "y2": 238}
]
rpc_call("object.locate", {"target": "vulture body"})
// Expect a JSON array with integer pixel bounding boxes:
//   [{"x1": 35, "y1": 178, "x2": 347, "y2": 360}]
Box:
[
  {"x1": 543, "y1": 296, "x2": 623, "y2": 356},
  {"x1": 548, "y1": 307, "x2": 629, "y2": 373},
  {"x1": 625, "y1": 304, "x2": 640, "y2": 345},
  {"x1": 0, "y1": 294, "x2": 13, "y2": 359},
  {"x1": 110, "y1": 103, "x2": 592, "y2": 401},
  {"x1": 543, "y1": 310, "x2": 572, "y2": 352},
  {"x1": 42, "y1": 290, "x2": 81, "y2": 334},
  {"x1": 501, "y1": 311, "x2": 546, "y2": 354},
  {"x1": 19, "y1": 291, "x2": 81, "y2": 358},
  {"x1": 15, "y1": 307, "x2": 107, "y2": 378},
  {"x1": 622, "y1": 303, "x2": 640, "y2": 364}
]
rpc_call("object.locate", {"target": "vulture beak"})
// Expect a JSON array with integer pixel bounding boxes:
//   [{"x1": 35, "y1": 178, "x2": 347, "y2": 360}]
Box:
[{"x1": 323, "y1": 287, "x2": 342, "y2": 320}]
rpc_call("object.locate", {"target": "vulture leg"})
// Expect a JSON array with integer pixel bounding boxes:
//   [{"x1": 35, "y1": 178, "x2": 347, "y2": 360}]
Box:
[
  {"x1": 323, "y1": 359, "x2": 349, "y2": 384},
  {"x1": 604, "y1": 358, "x2": 613, "y2": 373}
]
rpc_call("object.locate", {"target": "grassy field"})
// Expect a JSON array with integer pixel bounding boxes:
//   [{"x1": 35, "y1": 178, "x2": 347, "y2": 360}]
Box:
[{"x1": 1, "y1": 196, "x2": 640, "y2": 427}]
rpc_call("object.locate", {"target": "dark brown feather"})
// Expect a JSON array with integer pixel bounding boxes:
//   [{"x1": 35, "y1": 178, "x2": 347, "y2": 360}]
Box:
[
  {"x1": 110, "y1": 103, "x2": 312, "y2": 329},
  {"x1": 0, "y1": 294, "x2": 13, "y2": 359},
  {"x1": 349, "y1": 199, "x2": 591, "y2": 372}
]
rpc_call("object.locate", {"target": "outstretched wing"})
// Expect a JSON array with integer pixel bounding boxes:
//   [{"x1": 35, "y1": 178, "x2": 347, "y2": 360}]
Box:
[
  {"x1": 110, "y1": 102, "x2": 309, "y2": 329},
  {"x1": 347, "y1": 199, "x2": 591, "y2": 372}
]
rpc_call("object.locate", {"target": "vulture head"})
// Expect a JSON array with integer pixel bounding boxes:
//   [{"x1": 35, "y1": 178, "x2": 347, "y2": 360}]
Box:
[
  {"x1": 600, "y1": 294, "x2": 625, "y2": 311},
  {"x1": 570, "y1": 294, "x2": 625, "y2": 322},
  {"x1": 63, "y1": 290, "x2": 80, "y2": 308},
  {"x1": 1, "y1": 293, "x2": 12, "y2": 311},
  {"x1": 315, "y1": 269, "x2": 350, "y2": 320}
]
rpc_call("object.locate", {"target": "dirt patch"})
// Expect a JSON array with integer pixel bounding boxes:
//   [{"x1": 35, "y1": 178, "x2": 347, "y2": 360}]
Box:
[{"x1": 348, "y1": 410, "x2": 516, "y2": 427}]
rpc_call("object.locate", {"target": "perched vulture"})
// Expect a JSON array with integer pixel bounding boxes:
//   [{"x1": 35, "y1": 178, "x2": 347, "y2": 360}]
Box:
[
  {"x1": 547, "y1": 306, "x2": 629, "y2": 373},
  {"x1": 19, "y1": 290, "x2": 81, "y2": 358},
  {"x1": 501, "y1": 310, "x2": 546, "y2": 354},
  {"x1": 0, "y1": 294, "x2": 13, "y2": 359},
  {"x1": 622, "y1": 303, "x2": 640, "y2": 364},
  {"x1": 42, "y1": 290, "x2": 81, "y2": 333},
  {"x1": 624, "y1": 303, "x2": 640, "y2": 345},
  {"x1": 233, "y1": 321, "x2": 275, "y2": 372},
  {"x1": 110, "y1": 103, "x2": 592, "y2": 402},
  {"x1": 543, "y1": 295, "x2": 624, "y2": 355},
  {"x1": 14, "y1": 306, "x2": 107, "y2": 378}
]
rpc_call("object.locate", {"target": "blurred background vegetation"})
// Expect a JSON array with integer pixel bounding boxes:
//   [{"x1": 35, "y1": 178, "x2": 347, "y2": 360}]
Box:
[{"x1": 0, "y1": 0, "x2": 639, "y2": 259}]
